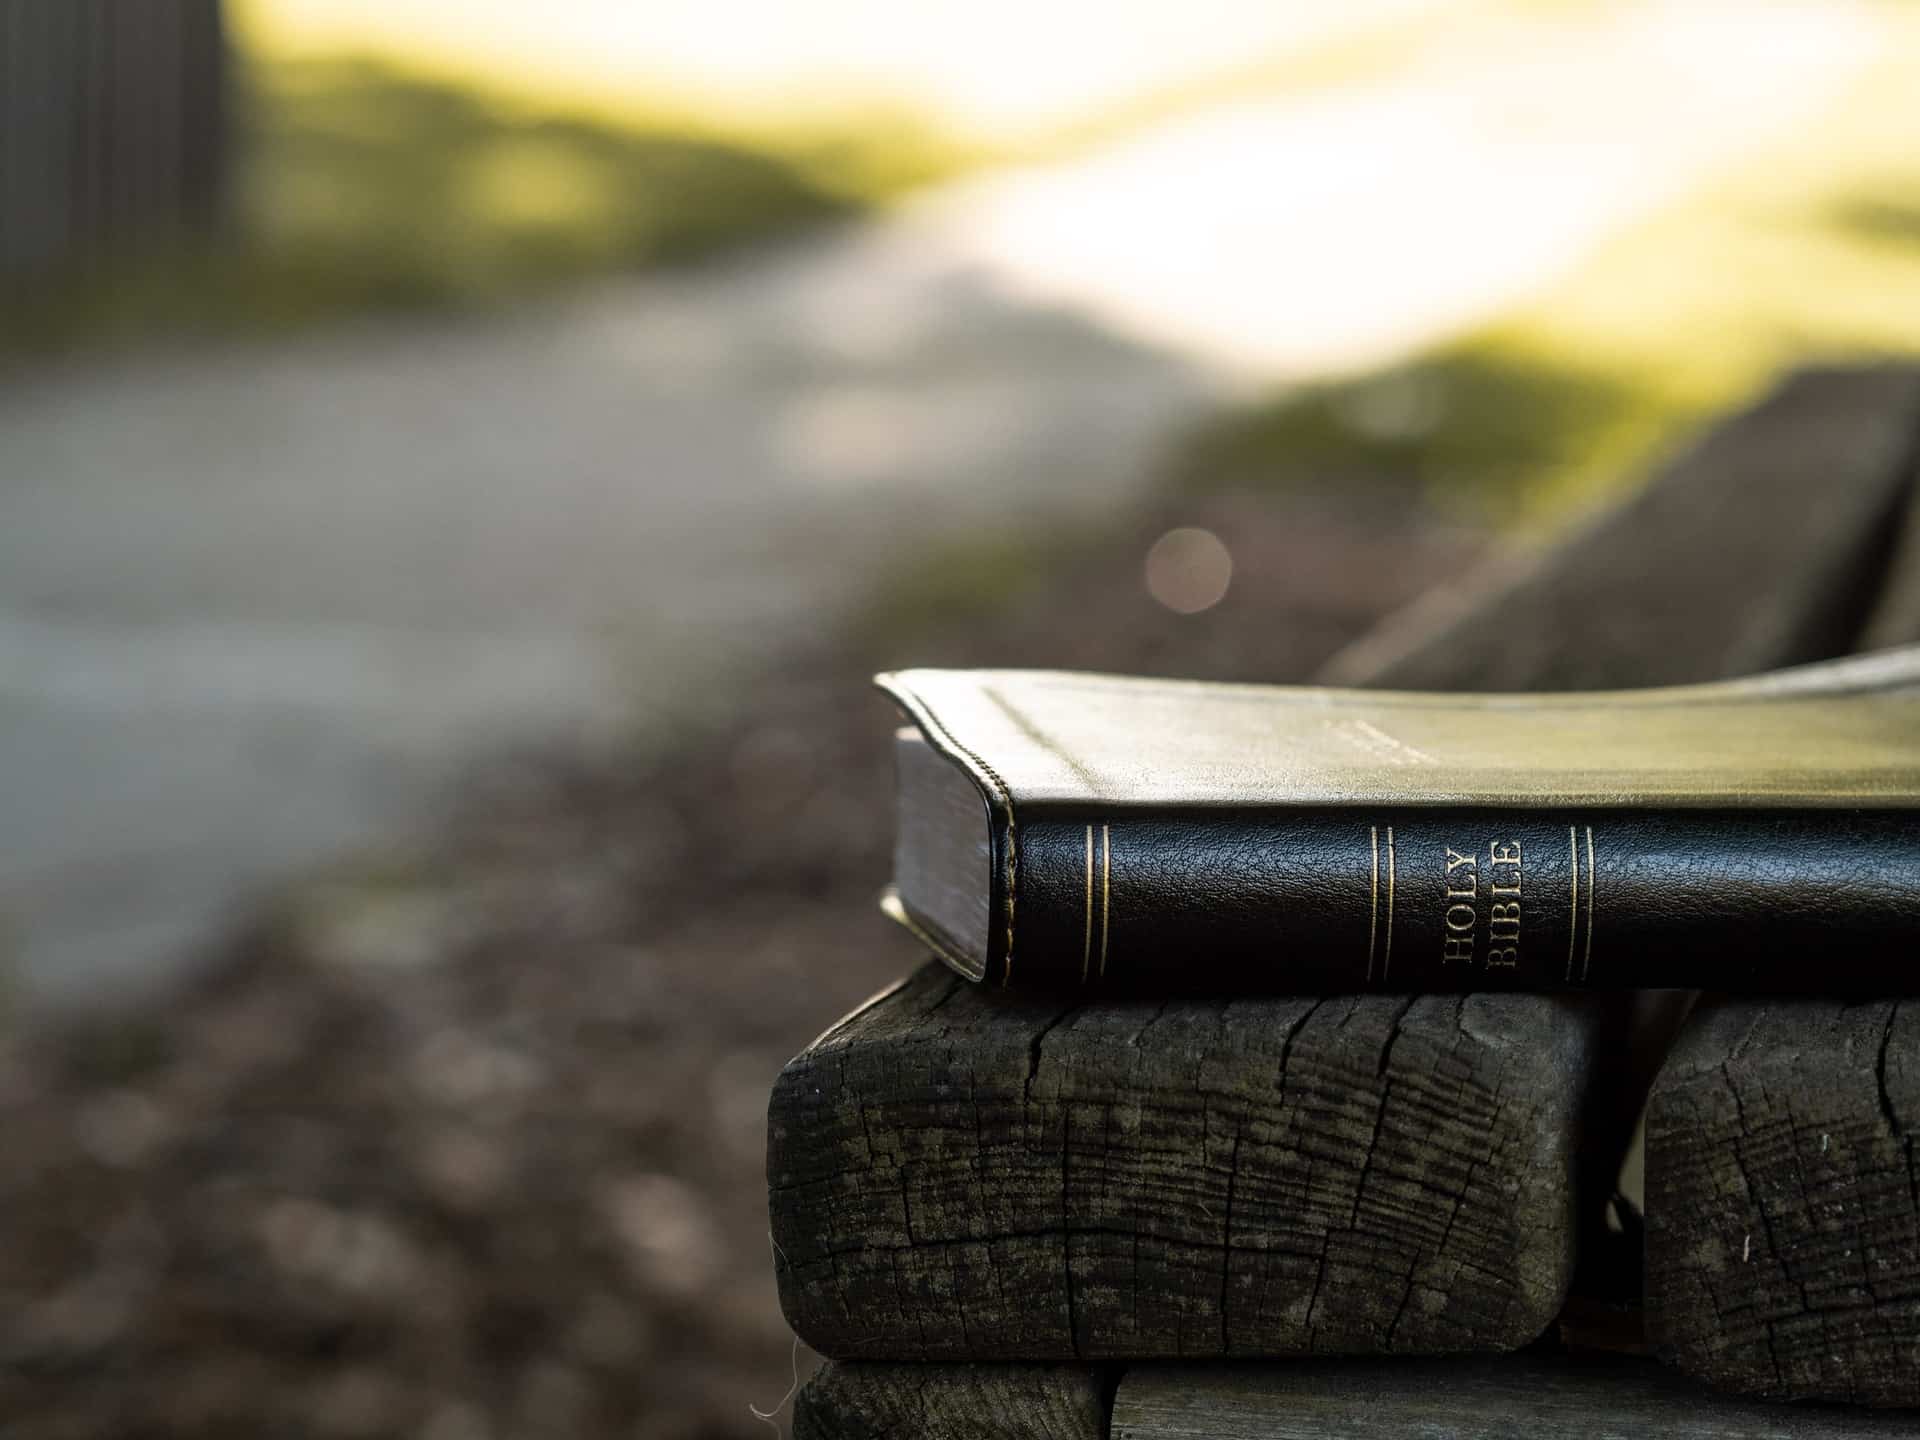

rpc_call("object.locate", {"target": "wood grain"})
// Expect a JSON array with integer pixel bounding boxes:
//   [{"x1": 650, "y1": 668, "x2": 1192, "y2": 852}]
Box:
[
  {"x1": 1332, "y1": 367, "x2": 1920, "y2": 1266},
  {"x1": 1112, "y1": 1355, "x2": 1920, "y2": 1438},
  {"x1": 772, "y1": 365, "x2": 1920, "y2": 1403},
  {"x1": 771, "y1": 967, "x2": 1599, "y2": 1359},
  {"x1": 1646, "y1": 999, "x2": 1920, "y2": 1405},
  {"x1": 795, "y1": 1362, "x2": 1111, "y2": 1440},
  {"x1": 1638, "y1": 379, "x2": 1920, "y2": 1406}
]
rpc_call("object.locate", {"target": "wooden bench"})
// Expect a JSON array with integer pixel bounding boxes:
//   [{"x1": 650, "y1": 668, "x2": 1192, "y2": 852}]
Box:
[
  {"x1": 800, "y1": 1354, "x2": 1920, "y2": 1438},
  {"x1": 780, "y1": 366, "x2": 1920, "y2": 1434}
]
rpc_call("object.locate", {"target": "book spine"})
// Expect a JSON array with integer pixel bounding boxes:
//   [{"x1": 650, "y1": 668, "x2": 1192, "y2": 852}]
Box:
[{"x1": 1005, "y1": 808, "x2": 1920, "y2": 992}]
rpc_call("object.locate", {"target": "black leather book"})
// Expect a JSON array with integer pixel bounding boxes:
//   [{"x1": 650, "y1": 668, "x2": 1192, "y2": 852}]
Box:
[{"x1": 879, "y1": 647, "x2": 1920, "y2": 993}]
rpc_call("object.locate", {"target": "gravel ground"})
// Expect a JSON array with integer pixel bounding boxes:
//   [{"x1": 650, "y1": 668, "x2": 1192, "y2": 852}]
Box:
[{"x1": 0, "y1": 487, "x2": 1483, "y2": 1438}]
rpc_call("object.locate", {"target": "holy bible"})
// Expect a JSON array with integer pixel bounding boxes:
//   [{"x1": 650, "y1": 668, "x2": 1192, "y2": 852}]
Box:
[{"x1": 880, "y1": 646, "x2": 1920, "y2": 993}]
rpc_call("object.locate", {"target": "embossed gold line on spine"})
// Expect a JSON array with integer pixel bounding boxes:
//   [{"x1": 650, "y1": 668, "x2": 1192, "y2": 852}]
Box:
[
  {"x1": 1099, "y1": 824, "x2": 1111, "y2": 978},
  {"x1": 1565, "y1": 825, "x2": 1579, "y2": 983},
  {"x1": 1368, "y1": 825, "x2": 1380, "y2": 983},
  {"x1": 1582, "y1": 826, "x2": 1596, "y2": 982},
  {"x1": 1383, "y1": 826, "x2": 1396, "y2": 982},
  {"x1": 1082, "y1": 824, "x2": 1095, "y2": 984}
]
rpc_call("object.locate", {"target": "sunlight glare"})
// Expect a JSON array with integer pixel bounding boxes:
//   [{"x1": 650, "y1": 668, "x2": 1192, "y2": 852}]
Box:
[{"x1": 236, "y1": 0, "x2": 1442, "y2": 139}]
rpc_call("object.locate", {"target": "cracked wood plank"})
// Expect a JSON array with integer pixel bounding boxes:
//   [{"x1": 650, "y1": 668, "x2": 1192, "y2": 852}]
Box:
[
  {"x1": 794, "y1": 1361, "x2": 1112, "y2": 1440},
  {"x1": 1111, "y1": 1354, "x2": 1920, "y2": 1437},
  {"x1": 1639, "y1": 379, "x2": 1920, "y2": 1407},
  {"x1": 769, "y1": 366, "x2": 1920, "y2": 1408},
  {"x1": 1646, "y1": 999, "x2": 1920, "y2": 1406},
  {"x1": 1328, "y1": 365, "x2": 1920, "y2": 1275},
  {"x1": 769, "y1": 966, "x2": 1599, "y2": 1359}
]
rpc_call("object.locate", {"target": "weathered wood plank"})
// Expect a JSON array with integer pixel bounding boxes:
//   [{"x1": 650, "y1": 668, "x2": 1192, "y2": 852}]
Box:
[
  {"x1": 1335, "y1": 368, "x2": 1920, "y2": 1263},
  {"x1": 1646, "y1": 999, "x2": 1920, "y2": 1406},
  {"x1": 1322, "y1": 366, "x2": 1920, "y2": 692},
  {"x1": 771, "y1": 967, "x2": 1600, "y2": 1360},
  {"x1": 794, "y1": 1362, "x2": 1111, "y2": 1440},
  {"x1": 1635, "y1": 378, "x2": 1920, "y2": 1407},
  {"x1": 1111, "y1": 1355, "x2": 1920, "y2": 1438},
  {"x1": 1350, "y1": 365, "x2": 1920, "y2": 1401},
  {"x1": 773, "y1": 367, "x2": 1920, "y2": 1400}
]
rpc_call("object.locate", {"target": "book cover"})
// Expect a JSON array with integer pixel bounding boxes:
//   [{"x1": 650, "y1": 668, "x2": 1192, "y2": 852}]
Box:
[{"x1": 881, "y1": 647, "x2": 1920, "y2": 992}]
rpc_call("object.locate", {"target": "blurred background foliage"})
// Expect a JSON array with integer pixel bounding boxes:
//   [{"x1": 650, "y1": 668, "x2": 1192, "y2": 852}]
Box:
[
  {"x1": 3, "y1": 55, "x2": 962, "y2": 355},
  {"x1": 11, "y1": 1, "x2": 1920, "y2": 527},
  {"x1": 1173, "y1": 18, "x2": 1920, "y2": 526}
]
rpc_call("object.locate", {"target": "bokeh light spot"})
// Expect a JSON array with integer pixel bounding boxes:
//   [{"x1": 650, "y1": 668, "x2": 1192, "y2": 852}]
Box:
[{"x1": 1144, "y1": 526, "x2": 1233, "y2": 614}]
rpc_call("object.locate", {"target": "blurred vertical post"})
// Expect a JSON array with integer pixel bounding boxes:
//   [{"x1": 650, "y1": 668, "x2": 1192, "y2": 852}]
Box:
[{"x1": 1, "y1": 0, "x2": 229, "y2": 273}]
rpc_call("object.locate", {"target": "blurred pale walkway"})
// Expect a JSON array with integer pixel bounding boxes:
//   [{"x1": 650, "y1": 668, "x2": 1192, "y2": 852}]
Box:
[{"x1": 0, "y1": 0, "x2": 1874, "y2": 1005}]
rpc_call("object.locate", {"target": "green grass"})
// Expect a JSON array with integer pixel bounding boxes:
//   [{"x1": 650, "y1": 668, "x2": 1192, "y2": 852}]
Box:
[
  {"x1": 2, "y1": 56, "x2": 966, "y2": 358},
  {"x1": 1166, "y1": 345, "x2": 1659, "y2": 518}
]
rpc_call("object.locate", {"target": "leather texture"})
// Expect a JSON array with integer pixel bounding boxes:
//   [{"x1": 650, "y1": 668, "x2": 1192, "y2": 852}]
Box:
[{"x1": 877, "y1": 648, "x2": 1920, "y2": 992}]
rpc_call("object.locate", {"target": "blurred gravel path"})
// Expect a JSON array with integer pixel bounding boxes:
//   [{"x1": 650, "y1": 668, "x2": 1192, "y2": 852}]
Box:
[{"x1": 0, "y1": 0, "x2": 1872, "y2": 1006}]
